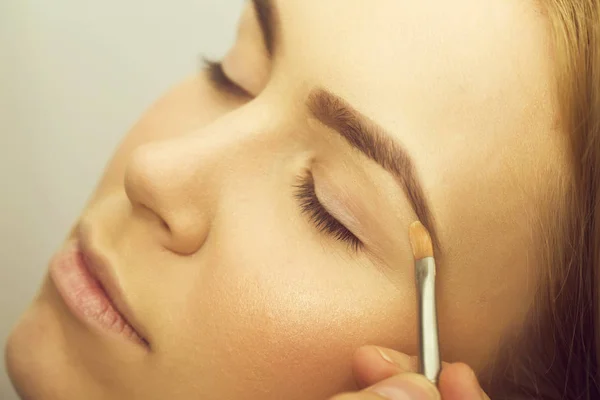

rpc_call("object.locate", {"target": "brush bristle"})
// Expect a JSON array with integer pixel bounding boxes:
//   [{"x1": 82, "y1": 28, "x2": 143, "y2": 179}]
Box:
[{"x1": 409, "y1": 221, "x2": 434, "y2": 259}]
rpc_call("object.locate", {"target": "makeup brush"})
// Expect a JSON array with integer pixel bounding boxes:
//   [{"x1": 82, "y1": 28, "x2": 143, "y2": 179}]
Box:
[{"x1": 409, "y1": 221, "x2": 441, "y2": 384}]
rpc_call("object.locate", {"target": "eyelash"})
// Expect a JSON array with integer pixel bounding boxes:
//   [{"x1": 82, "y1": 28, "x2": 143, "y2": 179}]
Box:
[
  {"x1": 294, "y1": 172, "x2": 363, "y2": 252},
  {"x1": 202, "y1": 58, "x2": 251, "y2": 97}
]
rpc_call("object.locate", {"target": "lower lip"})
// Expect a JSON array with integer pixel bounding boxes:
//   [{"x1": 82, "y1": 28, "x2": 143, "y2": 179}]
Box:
[{"x1": 49, "y1": 243, "x2": 144, "y2": 345}]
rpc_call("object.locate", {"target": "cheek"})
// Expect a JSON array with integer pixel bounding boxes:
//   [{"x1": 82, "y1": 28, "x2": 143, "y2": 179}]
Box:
[
  {"x1": 182, "y1": 261, "x2": 406, "y2": 397},
  {"x1": 159, "y1": 217, "x2": 418, "y2": 399}
]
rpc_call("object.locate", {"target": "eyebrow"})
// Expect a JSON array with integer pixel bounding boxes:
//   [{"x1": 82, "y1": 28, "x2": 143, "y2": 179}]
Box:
[
  {"x1": 251, "y1": 0, "x2": 277, "y2": 56},
  {"x1": 249, "y1": 1, "x2": 441, "y2": 254},
  {"x1": 308, "y1": 89, "x2": 441, "y2": 254}
]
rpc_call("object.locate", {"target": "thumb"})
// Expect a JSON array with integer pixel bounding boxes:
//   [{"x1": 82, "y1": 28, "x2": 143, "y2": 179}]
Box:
[
  {"x1": 353, "y1": 346, "x2": 418, "y2": 389},
  {"x1": 331, "y1": 373, "x2": 440, "y2": 400},
  {"x1": 438, "y1": 363, "x2": 490, "y2": 400}
]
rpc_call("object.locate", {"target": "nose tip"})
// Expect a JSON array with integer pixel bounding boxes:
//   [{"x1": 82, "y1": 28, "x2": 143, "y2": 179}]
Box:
[{"x1": 124, "y1": 143, "x2": 211, "y2": 255}]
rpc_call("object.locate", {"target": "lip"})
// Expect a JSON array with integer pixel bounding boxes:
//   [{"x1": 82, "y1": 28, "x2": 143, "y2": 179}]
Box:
[{"x1": 49, "y1": 238, "x2": 149, "y2": 348}]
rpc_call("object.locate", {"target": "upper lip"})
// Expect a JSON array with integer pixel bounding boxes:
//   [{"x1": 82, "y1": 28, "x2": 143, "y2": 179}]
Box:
[{"x1": 77, "y1": 227, "x2": 149, "y2": 345}]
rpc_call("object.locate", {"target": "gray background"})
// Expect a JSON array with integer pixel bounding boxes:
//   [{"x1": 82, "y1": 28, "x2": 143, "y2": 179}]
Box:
[{"x1": 1, "y1": 1, "x2": 240, "y2": 398}]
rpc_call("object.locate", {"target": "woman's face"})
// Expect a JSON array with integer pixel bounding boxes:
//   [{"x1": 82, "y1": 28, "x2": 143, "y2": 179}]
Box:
[{"x1": 6, "y1": 1, "x2": 565, "y2": 399}]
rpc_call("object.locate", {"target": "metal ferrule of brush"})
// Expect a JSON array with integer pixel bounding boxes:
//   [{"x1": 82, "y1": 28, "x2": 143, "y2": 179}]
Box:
[{"x1": 415, "y1": 256, "x2": 441, "y2": 384}]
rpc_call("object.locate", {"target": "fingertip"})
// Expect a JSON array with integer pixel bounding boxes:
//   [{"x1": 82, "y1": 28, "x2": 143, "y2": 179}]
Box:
[
  {"x1": 352, "y1": 346, "x2": 413, "y2": 389},
  {"x1": 368, "y1": 373, "x2": 440, "y2": 400},
  {"x1": 439, "y1": 363, "x2": 483, "y2": 400},
  {"x1": 353, "y1": 346, "x2": 380, "y2": 366},
  {"x1": 446, "y1": 363, "x2": 476, "y2": 380},
  {"x1": 373, "y1": 346, "x2": 416, "y2": 371}
]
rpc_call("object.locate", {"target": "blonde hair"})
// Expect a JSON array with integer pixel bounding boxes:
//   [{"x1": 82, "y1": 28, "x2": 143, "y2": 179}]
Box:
[{"x1": 481, "y1": 1, "x2": 600, "y2": 398}]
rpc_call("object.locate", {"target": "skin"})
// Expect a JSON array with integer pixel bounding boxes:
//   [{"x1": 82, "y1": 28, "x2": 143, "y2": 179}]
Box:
[
  {"x1": 5, "y1": 0, "x2": 566, "y2": 399},
  {"x1": 343, "y1": 346, "x2": 490, "y2": 399}
]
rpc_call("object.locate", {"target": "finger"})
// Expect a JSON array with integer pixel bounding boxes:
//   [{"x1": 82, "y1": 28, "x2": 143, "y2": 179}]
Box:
[
  {"x1": 438, "y1": 363, "x2": 490, "y2": 400},
  {"x1": 330, "y1": 392, "x2": 389, "y2": 400},
  {"x1": 332, "y1": 373, "x2": 440, "y2": 400},
  {"x1": 353, "y1": 346, "x2": 417, "y2": 389}
]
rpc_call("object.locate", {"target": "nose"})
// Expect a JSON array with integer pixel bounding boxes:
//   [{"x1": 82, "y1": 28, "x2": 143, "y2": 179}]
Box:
[{"x1": 124, "y1": 138, "x2": 217, "y2": 255}]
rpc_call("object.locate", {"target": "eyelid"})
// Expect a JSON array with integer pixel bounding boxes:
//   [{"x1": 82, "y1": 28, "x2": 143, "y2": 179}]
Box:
[
  {"x1": 202, "y1": 58, "x2": 252, "y2": 98},
  {"x1": 294, "y1": 172, "x2": 363, "y2": 252},
  {"x1": 311, "y1": 163, "x2": 370, "y2": 239},
  {"x1": 313, "y1": 178, "x2": 373, "y2": 250}
]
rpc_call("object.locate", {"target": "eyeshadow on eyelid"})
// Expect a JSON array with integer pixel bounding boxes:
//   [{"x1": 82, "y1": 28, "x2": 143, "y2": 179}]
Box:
[
  {"x1": 314, "y1": 179, "x2": 401, "y2": 267},
  {"x1": 313, "y1": 161, "x2": 411, "y2": 253},
  {"x1": 314, "y1": 180, "x2": 365, "y2": 237}
]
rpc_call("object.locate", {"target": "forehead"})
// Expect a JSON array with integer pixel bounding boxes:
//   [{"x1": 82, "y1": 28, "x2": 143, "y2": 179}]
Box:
[
  {"x1": 271, "y1": 0, "x2": 563, "y2": 345},
  {"x1": 275, "y1": 0, "x2": 550, "y2": 130},
  {"x1": 273, "y1": 0, "x2": 558, "y2": 206}
]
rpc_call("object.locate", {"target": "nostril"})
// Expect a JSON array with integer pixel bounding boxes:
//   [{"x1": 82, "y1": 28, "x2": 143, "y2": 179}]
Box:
[
  {"x1": 160, "y1": 212, "x2": 210, "y2": 256},
  {"x1": 123, "y1": 142, "x2": 212, "y2": 256},
  {"x1": 130, "y1": 202, "x2": 172, "y2": 239}
]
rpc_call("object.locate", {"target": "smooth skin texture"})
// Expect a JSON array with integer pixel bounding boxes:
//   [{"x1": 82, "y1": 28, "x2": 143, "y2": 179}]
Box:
[{"x1": 6, "y1": 0, "x2": 565, "y2": 399}]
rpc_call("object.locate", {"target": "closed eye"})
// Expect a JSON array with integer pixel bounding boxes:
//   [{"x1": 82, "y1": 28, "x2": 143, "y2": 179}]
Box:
[
  {"x1": 294, "y1": 171, "x2": 363, "y2": 252},
  {"x1": 202, "y1": 58, "x2": 252, "y2": 98}
]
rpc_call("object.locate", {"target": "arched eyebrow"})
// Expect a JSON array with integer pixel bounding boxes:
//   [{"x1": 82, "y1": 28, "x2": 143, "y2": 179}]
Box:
[
  {"x1": 251, "y1": 0, "x2": 278, "y2": 57},
  {"x1": 307, "y1": 89, "x2": 442, "y2": 255},
  {"x1": 250, "y1": 1, "x2": 442, "y2": 255}
]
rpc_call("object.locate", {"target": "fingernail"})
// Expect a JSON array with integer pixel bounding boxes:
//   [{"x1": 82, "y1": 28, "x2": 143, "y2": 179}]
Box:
[
  {"x1": 368, "y1": 374, "x2": 439, "y2": 400},
  {"x1": 375, "y1": 347, "x2": 413, "y2": 371}
]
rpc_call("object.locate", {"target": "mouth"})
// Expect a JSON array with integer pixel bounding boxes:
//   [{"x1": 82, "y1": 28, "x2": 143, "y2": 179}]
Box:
[{"x1": 49, "y1": 238, "x2": 149, "y2": 348}]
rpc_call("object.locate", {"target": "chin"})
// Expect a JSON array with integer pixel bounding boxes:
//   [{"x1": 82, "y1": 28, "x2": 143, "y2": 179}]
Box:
[{"x1": 5, "y1": 279, "x2": 74, "y2": 400}]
